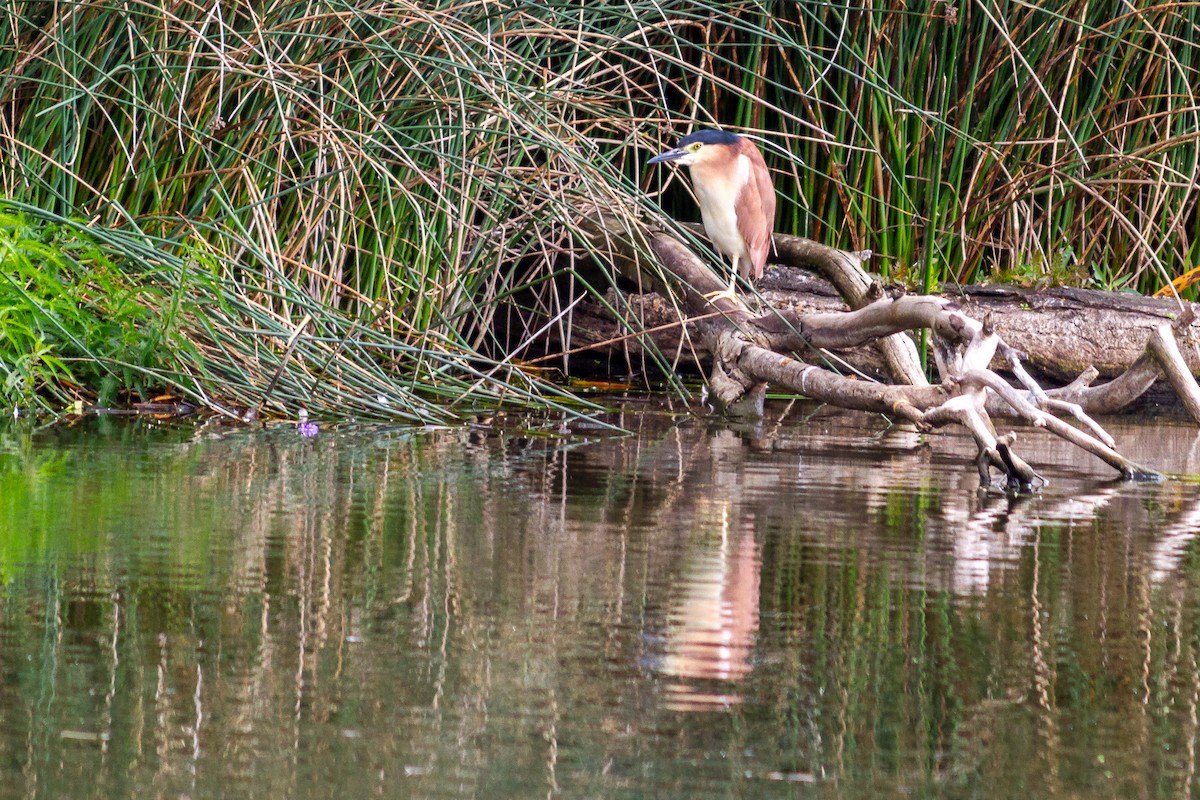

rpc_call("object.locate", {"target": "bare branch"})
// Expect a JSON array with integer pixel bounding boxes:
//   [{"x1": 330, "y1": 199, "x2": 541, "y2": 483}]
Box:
[
  {"x1": 577, "y1": 207, "x2": 1170, "y2": 485},
  {"x1": 1148, "y1": 321, "x2": 1200, "y2": 421}
]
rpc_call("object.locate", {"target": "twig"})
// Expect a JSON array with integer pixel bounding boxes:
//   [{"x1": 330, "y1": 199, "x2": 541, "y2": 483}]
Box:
[{"x1": 250, "y1": 313, "x2": 311, "y2": 420}]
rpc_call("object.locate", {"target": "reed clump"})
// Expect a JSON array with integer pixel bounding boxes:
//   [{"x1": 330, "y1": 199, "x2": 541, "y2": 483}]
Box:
[{"x1": 1, "y1": 1, "x2": 1196, "y2": 415}]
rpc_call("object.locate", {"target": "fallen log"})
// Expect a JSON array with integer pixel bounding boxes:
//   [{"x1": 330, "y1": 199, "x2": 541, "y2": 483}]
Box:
[
  {"x1": 564, "y1": 258, "x2": 1200, "y2": 387},
  {"x1": 570, "y1": 206, "x2": 1200, "y2": 487}
]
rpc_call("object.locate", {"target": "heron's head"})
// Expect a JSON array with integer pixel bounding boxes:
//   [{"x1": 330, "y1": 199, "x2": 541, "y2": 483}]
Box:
[{"x1": 648, "y1": 129, "x2": 742, "y2": 168}]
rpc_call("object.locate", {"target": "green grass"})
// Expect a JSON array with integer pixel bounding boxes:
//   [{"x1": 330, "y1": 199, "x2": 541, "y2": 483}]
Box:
[
  {"x1": 0, "y1": 0, "x2": 1197, "y2": 414},
  {"x1": 0, "y1": 211, "x2": 185, "y2": 411}
]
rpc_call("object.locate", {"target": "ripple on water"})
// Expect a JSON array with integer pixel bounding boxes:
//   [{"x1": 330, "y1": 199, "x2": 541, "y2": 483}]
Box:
[{"x1": 3, "y1": 411, "x2": 1200, "y2": 799}]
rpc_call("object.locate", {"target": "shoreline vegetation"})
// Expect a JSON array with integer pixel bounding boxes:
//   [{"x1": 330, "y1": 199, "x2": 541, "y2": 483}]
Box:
[{"x1": 1, "y1": 1, "x2": 1197, "y2": 420}]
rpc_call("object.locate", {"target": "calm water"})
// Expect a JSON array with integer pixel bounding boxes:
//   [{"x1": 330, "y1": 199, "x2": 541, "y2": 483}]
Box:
[{"x1": 2, "y1": 401, "x2": 1200, "y2": 799}]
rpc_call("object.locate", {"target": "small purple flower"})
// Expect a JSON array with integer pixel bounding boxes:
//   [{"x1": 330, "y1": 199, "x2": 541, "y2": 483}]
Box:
[{"x1": 298, "y1": 421, "x2": 319, "y2": 438}]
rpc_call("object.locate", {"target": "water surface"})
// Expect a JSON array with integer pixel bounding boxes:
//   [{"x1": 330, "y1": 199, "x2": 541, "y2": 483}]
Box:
[{"x1": 2, "y1": 402, "x2": 1200, "y2": 798}]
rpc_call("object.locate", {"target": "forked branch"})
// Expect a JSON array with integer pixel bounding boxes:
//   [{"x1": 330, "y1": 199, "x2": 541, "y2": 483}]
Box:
[{"x1": 579, "y1": 207, "x2": 1180, "y2": 487}]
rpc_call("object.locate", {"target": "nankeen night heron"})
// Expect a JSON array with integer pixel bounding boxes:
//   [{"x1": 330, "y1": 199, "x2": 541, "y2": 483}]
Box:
[{"x1": 648, "y1": 129, "x2": 776, "y2": 297}]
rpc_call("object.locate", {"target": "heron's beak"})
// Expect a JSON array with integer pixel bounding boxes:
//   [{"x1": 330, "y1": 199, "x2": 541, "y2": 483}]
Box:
[{"x1": 648, "y1": 147, "x2": 688, "y2": 165}]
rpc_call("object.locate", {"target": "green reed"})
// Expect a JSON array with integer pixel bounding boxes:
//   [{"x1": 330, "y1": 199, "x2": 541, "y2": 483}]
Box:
[{"x1": 0, "y1": 0, "x2": 1196, "y2": 414}]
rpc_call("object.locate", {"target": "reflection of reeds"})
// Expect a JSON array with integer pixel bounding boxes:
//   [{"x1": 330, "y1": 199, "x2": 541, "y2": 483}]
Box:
[
  {"x1": 3, "y1": 2, "x2": 1199, "y2": 410},
  {"x1": 7, "y1": 416, "x2": 1200, "y2": 792}
]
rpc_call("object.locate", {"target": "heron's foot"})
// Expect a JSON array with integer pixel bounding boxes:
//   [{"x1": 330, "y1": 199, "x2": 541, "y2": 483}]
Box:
[{"x1": 702, "y1": 287, "x2": 739, "y2": 305}]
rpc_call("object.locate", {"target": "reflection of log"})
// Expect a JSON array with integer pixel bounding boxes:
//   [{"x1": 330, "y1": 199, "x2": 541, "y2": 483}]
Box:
[{"x1": 575, "y1": 206, "x2": 1200, "y2": 485}]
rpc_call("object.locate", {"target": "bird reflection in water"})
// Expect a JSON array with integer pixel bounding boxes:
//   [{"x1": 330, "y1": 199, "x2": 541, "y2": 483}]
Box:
[{"x1": 653, "y1": 501, "x2": 761, "y2": 711}]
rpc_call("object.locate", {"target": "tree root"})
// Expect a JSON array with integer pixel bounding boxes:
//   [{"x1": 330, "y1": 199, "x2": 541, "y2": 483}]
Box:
[{"x1": 578, "y1": 207, "x2": 1185, "y2": 487}]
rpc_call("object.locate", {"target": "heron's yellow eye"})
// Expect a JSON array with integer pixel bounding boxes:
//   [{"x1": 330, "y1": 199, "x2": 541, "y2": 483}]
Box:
[{"x1": 688, "y1": 142, "x2": 703, "y2": 153}]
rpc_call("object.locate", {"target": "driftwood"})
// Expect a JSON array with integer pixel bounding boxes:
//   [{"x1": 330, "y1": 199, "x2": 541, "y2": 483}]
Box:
[{"x1": 575, "y1": 207, "x2": 1200, "y2": 488}]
